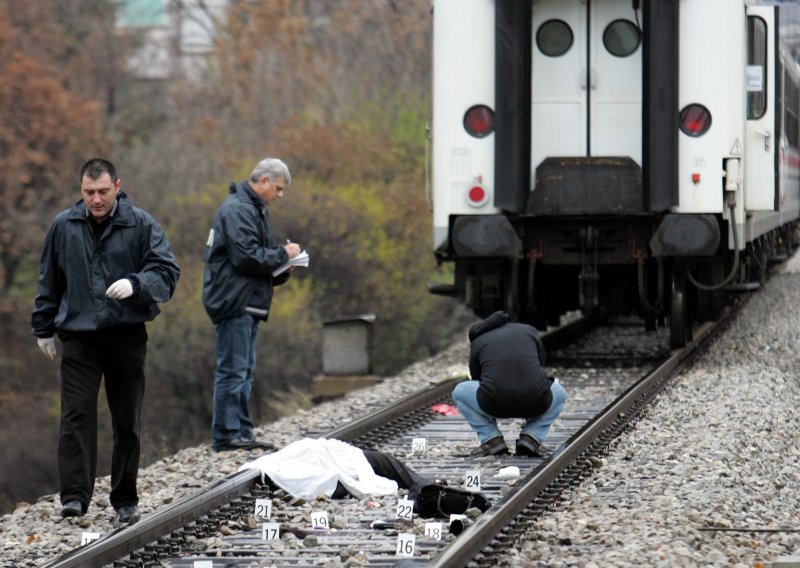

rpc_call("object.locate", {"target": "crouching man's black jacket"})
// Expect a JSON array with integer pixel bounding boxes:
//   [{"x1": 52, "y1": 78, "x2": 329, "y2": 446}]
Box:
[{"x1": 468, "y1": 311, "x2": 553, "y2": 418}]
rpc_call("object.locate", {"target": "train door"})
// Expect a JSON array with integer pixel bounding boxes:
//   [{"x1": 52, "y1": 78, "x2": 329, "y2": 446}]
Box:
[
  {"x1": 531, "y1": 0, "x2": 642, "y2": 173},
  {"x1": 744, "y1": 7, "x2": 777, "y2": 211}
]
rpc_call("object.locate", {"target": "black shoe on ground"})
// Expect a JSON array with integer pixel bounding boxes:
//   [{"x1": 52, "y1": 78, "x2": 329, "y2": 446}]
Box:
[
  {"x1": 213, "y1": 436, "x2": 276, "y2": 452},
  {"x1": 240, "y1": 435, "x2": 276, "y2": 451},
  {"x1": 60, "y1": 500, "x2": 84, "y2": 518},
  {"x1": 116, "y1": 505, "x2": 140, "y2": 524},
  {"x1": 469, "y1": 436, "x2": 509, "y2": 457},
  {"x1": 516, "y1": 433, "x2": 547, "y2": 457}
]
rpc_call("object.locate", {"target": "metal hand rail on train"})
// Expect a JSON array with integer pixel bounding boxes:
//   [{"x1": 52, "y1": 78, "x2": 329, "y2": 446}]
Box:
[{"x1": 430, "y1": 304, "x2": 742, "y2": 567}]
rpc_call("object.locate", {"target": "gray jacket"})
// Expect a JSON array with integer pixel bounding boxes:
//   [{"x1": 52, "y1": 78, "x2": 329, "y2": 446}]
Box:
[
  {"x1": 31, "y1": 192, "x2": 180, "y2": 337},
  {"x1": 202, "y1": 181, "x2": 289, "y2": 324}
]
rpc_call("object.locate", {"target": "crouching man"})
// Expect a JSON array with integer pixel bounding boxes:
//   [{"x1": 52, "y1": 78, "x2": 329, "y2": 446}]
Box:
[{"x1": 452, "y1": 311, "x2": 567, "y2": 457}]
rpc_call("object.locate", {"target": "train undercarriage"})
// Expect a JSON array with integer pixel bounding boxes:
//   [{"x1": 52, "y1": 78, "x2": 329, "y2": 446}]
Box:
[{"x1": 435, "y1": 216, "x2": 799, "y2": 349}]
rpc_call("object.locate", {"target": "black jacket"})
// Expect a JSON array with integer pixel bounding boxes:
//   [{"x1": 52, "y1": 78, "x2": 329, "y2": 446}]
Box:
[
  {"x1": 31, "y1": 192, "x2": 180, "y2": 336},
  {"x1": 202, "y1": 181, "x2": 289, "y2": 323},
  {"x1": 468, "y1": 311, "x2": 553, "y2": 418}
]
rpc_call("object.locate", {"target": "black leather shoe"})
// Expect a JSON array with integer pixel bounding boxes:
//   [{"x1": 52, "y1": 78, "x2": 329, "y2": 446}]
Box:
[
  {"x1": 516, "y1": 433, "x2": 546, "y2": 457},
  {"x1": 469, "y1": 436, "x2": 508, "y2": 457},
  {"x1": 60, "y1": 500, "x2": 84, "y2": 518},
  {"x1": 240, "y1": 435, "x2": 276, "y2": 451},
  {"x1": 116, "y1": 505, "x2": 140, "y2": 524},
  {"x1": 213, "y1": 436, "x2": 276, "y2": 452}
]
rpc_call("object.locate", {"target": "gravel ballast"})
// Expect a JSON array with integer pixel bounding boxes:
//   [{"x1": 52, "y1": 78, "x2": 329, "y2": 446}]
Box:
[
  {"x1": 507, "y1": 257, "x2": 800, "y2": 568},
  {"x1": 2, "y1": 257, "x2": 800, "y2": 567}
]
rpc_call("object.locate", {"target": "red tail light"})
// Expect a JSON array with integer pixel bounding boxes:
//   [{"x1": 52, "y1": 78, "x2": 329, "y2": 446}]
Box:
[
  {"x1": 463, "y1": 105, "x2": 494, "y2": 138},
  {"x1": 466, "y1": 182, "x2": 489, "y2": 207},
  {"x1": 679, "y1": 104, "x2": 712, "y2": 137}
]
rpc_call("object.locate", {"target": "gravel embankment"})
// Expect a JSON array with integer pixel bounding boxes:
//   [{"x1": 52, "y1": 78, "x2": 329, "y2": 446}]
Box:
[
  {"x1": 2, "y1": 255, "x2": 800, "y2": 567},
  {"x1": 0, "y1": 339, "x2": 471, "y2": 567},
  {"x1": 507, "y1": 257, "x2": 800, "y2": 568}
]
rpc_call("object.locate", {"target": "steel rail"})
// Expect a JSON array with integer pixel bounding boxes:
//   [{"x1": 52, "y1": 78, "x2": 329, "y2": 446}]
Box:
[
  {"x1": 40, "y1": 315, "x2": 593, "y2": 568},
  {"x1": 41, "y1": 377, "x2": 470, "y2": 568},
  {"x1": 431, "y1": 304, "x2": 741, "y2": 567},
  {"x1": 323, "y1": 315, "x2": 590, "y2": 443},
  {"x1": 42, "y1": 469, "x2": 261, "y2": 568},
  {"x1": 324, "y1": 375, "x2": 463, "y2": 442}
]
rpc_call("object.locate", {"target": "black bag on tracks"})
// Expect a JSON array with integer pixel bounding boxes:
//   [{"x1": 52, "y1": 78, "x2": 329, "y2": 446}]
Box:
[
  {"x1": 413, "y1": 483, "x2": 491, "y2": 519},
  {"x1": 344, "y1": 449, "x2": 492, "y2": 518}
]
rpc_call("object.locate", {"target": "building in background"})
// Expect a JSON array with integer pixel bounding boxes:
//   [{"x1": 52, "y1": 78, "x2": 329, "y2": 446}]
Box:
[{"x1": 118, "y1": 0, "x2": 228, "y2": 80}]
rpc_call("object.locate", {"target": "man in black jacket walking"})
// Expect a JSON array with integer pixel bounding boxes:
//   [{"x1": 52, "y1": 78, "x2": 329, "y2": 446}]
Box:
[
  {"x1": 452, "y1": 311, "x2": 567, "y2": 457},
  {"x1": 32, "y1": 158, "x2": 180, "y2": 522},
  {"x1": 203, "y1": 157, "x2": 301, "y2": 452}
]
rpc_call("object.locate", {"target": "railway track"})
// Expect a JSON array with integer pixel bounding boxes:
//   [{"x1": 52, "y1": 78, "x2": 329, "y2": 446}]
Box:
[{"x1": 42, "y1": 303, "x2": 743, "y2": 568}]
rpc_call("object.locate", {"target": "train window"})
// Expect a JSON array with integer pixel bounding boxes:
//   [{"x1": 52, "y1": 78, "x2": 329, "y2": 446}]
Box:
[
  {"x1": 602, "y1": 20, "x2": 640, "y2": 57},
  {"x1": 747, "y1": 16, "x2": 767, "y2": 120},
  {"x1": 463, "y1": 105, "x2": 494, "y2": 138},
  {"x1": 784, "y1": 68, "x2": 800, "y2": 148},
  {"x1": 536, "y1": 20, "x2": 573, "y2": 57}
]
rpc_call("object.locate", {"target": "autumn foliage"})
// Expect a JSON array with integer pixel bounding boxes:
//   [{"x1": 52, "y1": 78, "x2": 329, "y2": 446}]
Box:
[
  {"x1": 0, "y1": 0, "x2": 470, "y2": 513},
  {"x1": 0, "y1": 4, "x2": 109, "y2": 295}
]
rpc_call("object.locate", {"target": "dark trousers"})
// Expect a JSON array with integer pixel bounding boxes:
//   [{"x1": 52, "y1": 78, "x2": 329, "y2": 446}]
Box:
[
  {"x1": 330, "y1": 449, "x2": 430, "y2": 500},
  {"x1": 363, "y1": 450, "x2": 429, "y2": 494},
  {"x1": 57, "y1": 325, "x2": 147, "y2": 511}
]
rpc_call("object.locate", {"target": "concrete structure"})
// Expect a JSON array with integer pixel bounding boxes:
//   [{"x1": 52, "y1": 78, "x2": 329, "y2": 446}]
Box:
[
  {"x1": 322, "y1": 314, "x2": 376, "y2": 376},
  {"x1": 312, "y1": 314, "x2": 380, "y2": 401}
]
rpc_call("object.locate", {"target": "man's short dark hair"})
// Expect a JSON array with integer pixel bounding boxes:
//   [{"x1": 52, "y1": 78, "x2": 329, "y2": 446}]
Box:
[{"x1": 80, "y1": 158, "x2": 117, "y2": 183}]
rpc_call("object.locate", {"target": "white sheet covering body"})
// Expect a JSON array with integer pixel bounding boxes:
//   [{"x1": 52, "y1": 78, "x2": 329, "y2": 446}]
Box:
[{"x1": 239, "y1": 438, "x2": 398, "y2": 500}]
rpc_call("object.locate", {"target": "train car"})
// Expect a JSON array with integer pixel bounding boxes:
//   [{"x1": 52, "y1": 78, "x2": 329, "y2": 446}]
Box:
[{"x1": 429, "y1": 0, "x2": 800, "y2": 347}]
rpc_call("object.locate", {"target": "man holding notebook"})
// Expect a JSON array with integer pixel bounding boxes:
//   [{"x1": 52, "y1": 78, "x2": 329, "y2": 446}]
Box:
[{"x1": 202, "y1": 157, "x2": 301, "y2": 452}]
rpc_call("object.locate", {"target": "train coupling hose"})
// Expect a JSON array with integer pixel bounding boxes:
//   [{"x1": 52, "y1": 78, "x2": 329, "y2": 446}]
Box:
[
  {"x1": 687, "y1": 156, "x2": 741, "y2": 291},
  {"x1": 687, "y1": 189, "x2": 740, "y2": 291}
]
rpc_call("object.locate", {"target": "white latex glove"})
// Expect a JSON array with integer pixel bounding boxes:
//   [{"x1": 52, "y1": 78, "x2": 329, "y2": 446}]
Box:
[
  {"x1": 37, "y1": 337, "x2": 57, "y2": 360},
  {"x1": 106, "y1": 279, "x2": 134, "y2": 300}
]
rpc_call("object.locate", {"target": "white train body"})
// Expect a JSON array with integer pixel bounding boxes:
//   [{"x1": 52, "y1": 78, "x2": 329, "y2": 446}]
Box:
[{"x1": 431, "y1": 0, "x2": 800, "y2": 345}]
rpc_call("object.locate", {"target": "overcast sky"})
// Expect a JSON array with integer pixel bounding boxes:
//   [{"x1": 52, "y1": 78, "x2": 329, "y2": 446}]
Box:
[{"x1": 780, "y1": 4, "x2": 800, "y2": 23}]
